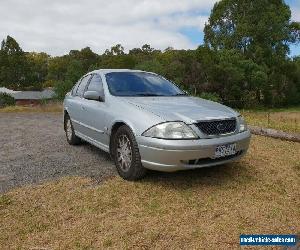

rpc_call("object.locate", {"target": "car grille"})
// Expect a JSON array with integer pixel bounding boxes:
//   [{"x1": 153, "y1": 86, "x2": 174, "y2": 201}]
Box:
[{"x1": 195, "y1": 118, "x2": 237, "y2": 136}]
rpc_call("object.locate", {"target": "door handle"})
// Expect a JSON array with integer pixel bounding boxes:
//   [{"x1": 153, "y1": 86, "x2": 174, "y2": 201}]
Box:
[{"x1": 81, "y1": 106, "x2": 87, "y2": 111}]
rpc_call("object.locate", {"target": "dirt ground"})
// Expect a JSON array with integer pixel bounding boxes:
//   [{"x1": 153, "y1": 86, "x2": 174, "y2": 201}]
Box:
[{"x1": 0, "y1": 113, "x2": 116, "y2": 193}]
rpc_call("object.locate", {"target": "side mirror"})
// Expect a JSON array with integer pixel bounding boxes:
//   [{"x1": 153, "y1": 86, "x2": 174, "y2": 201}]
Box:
[{"x1": 84, "y1": 90, "x2": 105, "y2": 102}]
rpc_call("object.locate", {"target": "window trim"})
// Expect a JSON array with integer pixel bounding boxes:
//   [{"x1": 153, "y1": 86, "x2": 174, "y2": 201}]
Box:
[
  {"x1": 71, "y1": 79, "x2": 81, "y2": 96},
  {"x1": 75, "y1": 74, "x2": 92, "y2": 97},
  {"x1": 85, "y1": 73, "x2": 104, "y2": 93}
]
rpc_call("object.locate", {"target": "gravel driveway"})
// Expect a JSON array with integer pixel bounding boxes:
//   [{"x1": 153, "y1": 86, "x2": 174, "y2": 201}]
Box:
[{"x1": 0, "y1": 113, "x2": 116, "y2": 193}]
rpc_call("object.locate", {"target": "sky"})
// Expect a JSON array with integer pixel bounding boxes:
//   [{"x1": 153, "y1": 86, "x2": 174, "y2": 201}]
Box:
[{"x1": 0, "y1": 0, "x2": 299, "y2": 56}]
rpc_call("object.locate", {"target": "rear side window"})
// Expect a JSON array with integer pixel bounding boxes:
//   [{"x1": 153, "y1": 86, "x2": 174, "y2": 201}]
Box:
[
  {"x1": 86, "y1": 74, "x2": 103, "y2": 92},
  {"x1": 76, "y1": 75, "x2": 91, "y2": 97}
]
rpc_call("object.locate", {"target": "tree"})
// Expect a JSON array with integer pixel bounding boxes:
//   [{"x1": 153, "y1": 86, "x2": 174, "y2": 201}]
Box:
[
  {"x1": 1, "y1": 35, "x2": 23, "y2": 54},
  {"x1": 53, "y1": 59, "x2": 85, "y2": 100},
  {"x1": 47, "y1": 56, "x2": 70, "y2": 82},
  {"x1": 204, "y1": 0, "x2": 300, "y2": 106},
  {"x1": 26, "y1": 52, "x2": 49, "y2": 89},
  {"x1": 0, "y1": 35, "x2": 28, "y2": 89},
  {"x1": 105, "y1": 44, "x2": 125, "y2": 56},
  {"x1": 204, "y1": 0, "x2": 300, "y2": 62},
  {"x1": 141, "y1": 44, "x2": 154, "y2": 53},
  {"x1": 135, "y1": 59, "x2": 165, "y2": 76},
  {"x1": 69, "y1": 47, "x2": 98, "y2": 72},
  {"x1": 194, "y1": 46, "x2": 269, "y2": 107}
]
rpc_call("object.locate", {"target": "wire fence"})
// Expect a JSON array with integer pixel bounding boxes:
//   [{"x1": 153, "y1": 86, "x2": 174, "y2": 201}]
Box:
[{"x1": 241, "y1": 110, "x2": 300, "y2": 134}]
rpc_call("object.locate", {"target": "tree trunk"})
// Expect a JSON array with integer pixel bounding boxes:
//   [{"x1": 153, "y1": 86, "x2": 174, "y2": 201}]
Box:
[{"x1": 249, "y1": 125, "x2": 300, "y2": 143}]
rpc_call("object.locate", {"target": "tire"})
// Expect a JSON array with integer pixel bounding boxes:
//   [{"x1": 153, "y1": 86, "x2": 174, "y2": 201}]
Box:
[
  {"x1": 64, "y1": 114, "x2": 81, "y2": 145},
  {"x1": 112, "y1": 125, "x2": 146, "y2": 180}
]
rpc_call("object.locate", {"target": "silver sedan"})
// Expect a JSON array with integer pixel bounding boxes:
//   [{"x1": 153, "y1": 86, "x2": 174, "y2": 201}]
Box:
[{"x1": 63, "y1": 69, "x2": 251, "y2": 180}]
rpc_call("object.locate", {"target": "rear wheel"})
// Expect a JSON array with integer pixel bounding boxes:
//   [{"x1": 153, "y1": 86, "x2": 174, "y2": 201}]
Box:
[
  {"x1": 112, "y1": 125, "x2": 146, "y2": 180},
  {"x1": 64, "y1": 114, "x2": 81, "y2": 145}
]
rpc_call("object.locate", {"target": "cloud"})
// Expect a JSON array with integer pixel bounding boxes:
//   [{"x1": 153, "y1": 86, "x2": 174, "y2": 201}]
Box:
[
  {"x1": 158, "y1": 14, "x2": 209, "y2": 31},
  {"x1": 0, "y1": 0, "x2": 216, "y2": 55},
  {"x1": 290, "y1": 5, "x2": 300, "y2": 21}
]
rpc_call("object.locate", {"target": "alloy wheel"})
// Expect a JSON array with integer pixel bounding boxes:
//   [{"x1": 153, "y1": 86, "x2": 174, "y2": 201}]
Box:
[
  {"x1": 116, "y1": 134, "x2": 132, "y2": 172},
  {"x1": 66, "y1": 119, "x2": 73, "y2": 141}
]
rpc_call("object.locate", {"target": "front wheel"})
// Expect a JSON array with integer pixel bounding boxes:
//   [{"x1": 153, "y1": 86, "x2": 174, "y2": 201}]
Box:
[{"x1": 112, "y1": 125, "x2": 146, "y2": 181}]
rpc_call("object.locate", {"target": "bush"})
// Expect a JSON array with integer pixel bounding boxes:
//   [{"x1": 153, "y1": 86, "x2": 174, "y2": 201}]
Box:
[
  {"x1": 198, "y1": 92, "x2": 221, "y2": 103},
  {"x1": 54, "y1": 80, "x2": 74, "y2": 100},
  {"x1": 0, "y1": 93, "x2": 16, "y2": 108},
  {"x1": 135, "y1": 59, "x2": 166, "y2": 76},
  {"x1": 42, "y1": 80, "x2": 56, "y2": 88}
]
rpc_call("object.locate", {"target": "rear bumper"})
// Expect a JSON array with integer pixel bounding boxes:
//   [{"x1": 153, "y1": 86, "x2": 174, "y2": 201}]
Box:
[{"x1": 136, "y1": 131, "x2": 251, "y2": 172}]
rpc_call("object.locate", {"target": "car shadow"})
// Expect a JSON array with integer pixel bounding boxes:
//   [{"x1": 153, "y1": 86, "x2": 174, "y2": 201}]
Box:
[
  {"x1": 140, "y1": 161, "x2": 256, "y2": 190},
  {"x1": 79, "y1": 141, "x2": 256, "y2": 190},
  {"x1": 81, "y1": 141, "x2": 112, "y2": 160}
]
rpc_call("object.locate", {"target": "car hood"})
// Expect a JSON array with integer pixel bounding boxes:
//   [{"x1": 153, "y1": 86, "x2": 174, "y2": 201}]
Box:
[{"x1": 123, "y1": 96, "x2": 238, "y2": 124}]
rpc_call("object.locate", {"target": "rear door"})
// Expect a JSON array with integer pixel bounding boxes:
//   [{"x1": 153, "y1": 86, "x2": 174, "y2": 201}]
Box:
[
  {"x1": 68, "y1": 75, "x2": 92, "y2": 135},
  {"x1": 80, "y1": 74, "x2": 109, "y2": 149}
]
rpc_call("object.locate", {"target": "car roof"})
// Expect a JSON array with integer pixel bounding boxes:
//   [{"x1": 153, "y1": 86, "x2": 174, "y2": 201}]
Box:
[{"x1": 89, "y1": 69, "x2": 154, "y2": 75}]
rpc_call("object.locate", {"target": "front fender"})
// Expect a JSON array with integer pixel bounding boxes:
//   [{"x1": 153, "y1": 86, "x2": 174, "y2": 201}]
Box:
[
  {"x1": 108, "y1": 118, "x2": 141, "y2": 136},
  {"x1": 106, "y1": 98, "x2": 165, "y2": 136}
]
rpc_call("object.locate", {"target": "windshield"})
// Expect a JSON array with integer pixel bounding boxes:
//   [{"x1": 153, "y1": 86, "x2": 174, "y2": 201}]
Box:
[{"x1": 105, "y1": 72, "x2": 186, "y2": 97}]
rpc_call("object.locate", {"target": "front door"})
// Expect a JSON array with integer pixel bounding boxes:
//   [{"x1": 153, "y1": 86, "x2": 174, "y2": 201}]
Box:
[
  {"x1": 68, "y1": 75, "x2": 92, "y2": 135},
  {"x1": 80, "y1": 74, "x2": 109, "y2": 149}
]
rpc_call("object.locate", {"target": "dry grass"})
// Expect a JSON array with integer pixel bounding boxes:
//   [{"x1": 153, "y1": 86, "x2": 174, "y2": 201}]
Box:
[
  {"x1": 0, "y1": 102, "x2": 62, "y2": 113},
  {"x1": 1, "y1": 135, "x2": 299, "y2": 249},
  {"x1": 241, "y1": 110, "x2": 300, "y2": 133}
]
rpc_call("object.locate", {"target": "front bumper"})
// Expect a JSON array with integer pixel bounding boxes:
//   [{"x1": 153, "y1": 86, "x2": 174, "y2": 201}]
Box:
[{"x1": 136, "y1": 130, "x2": 251, "y2": 172}]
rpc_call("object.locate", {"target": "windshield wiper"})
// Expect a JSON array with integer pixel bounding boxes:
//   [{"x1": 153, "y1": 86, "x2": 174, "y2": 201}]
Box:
[
  {"x1": 134, "y1": 93, "x2": 186, "y2": 97},
  {"x1": 135, "y1": 93, "x2": 164, "y2": 96}
]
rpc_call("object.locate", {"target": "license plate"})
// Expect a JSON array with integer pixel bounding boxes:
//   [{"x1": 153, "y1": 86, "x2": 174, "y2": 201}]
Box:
[{"x1": 215, "y1": 143, "x2": 236, "y2": 158}]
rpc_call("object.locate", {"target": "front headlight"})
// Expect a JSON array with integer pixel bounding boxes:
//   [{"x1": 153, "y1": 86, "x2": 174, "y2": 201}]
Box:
[
  {"x1": 238, "y1": 115, "x2": 247, "y2": 132},
  {"x1": 142, "y1": 122, "x2": 198, "y2": 139}
]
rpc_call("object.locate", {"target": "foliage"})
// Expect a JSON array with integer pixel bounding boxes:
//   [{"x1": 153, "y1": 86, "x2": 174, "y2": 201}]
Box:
[
  {"x1": 53, "y1": 59, "x2": 85, "y2": 99},
  {"x1": 204, "y1": 0, "x2": 299, "y2": 58},
  {"x1": 198, "y1": 92, "x2": 221, "y2": 103},
  {"x1": 0, "y1": 0, "x2": 299, "y2": 108},
  {"x1": 135, "y1": 59, "x2": 165, "y2": 75},
  {"x1": 0, "y1": 93, "x2": 15, "y2": 107},
  {"x1": 204, "y1": 0, "x2": 300, "y2": 107},
  {"x1": 0, "y1": 36, "x2": 27, "y2": 89},
  {"x1": 54, "y1": 80, "x2": 74, "y2": 100},
  {"x1": 26, "y1": 52, "x2": 49, "y2": 87}
]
